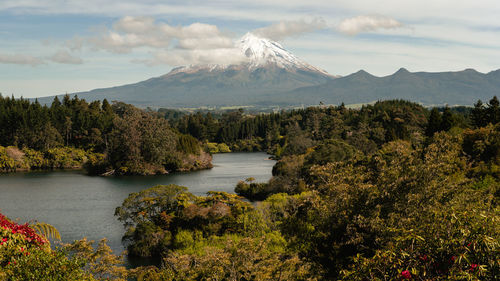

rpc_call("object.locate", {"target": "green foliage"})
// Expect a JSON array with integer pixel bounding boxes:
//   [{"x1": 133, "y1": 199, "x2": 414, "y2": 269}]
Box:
[
  {"x1": 0, "y1": 146, "x2": 15, "y2": 172},
  {"x1": 0, "y1": 96, "x2": 211, "y2": 175},
  {"x1": 216, "y1": 142, "x2": 231, "y2": 153},
  {"x1": 31, "y1": 222, "x2": 62, "y2": 241},
  {"x1": 3, "y1": 97, "x2": 500, "y2": 280},
  {"x1": 462, "y1": 124, "x2": 500, "y2": 165},
  {"x1": 44, "y1": 147, "x2": 88, "y2": 169},
  {"x1": 267, "y1": 154, "x2": 308, "y2": 195},
  {"x1": 0, "y1": 213, "x2": 95, "y2": 281},
  {"x1": 204, "y1": 142, "x2": 231, "y2": 154},
  {"x1": 205, "y1": 142, "x2": 219, "y2": 154},
  {"x1": 303, "y1": 139, "x2": 357, "y2": 170},
  {"x1": 171, "y1": 100, "x2": 430, "y2": 157},
  {"x1": 0, "y1": 145, "x2": 104, "y2": 173},
  {"x1": 1, "y1": 247, "x2": 94, "y2": 281},
  {"x1": 235, "y1": 180, "x2": 272, "y2": 201},
  {"x1": 232, "y1": 138, "x2": 262, "y2": 152},
  {"x1": 63, "y1": 238, "x2": 127, "y2": 281},
  {"x1": 108, "y1": 103, "x2": 176, "y2": 175},
  {"x1": 472, "y1": 96, "x2": 500, "y2": 127},
  {"x1": 83, "y1": 152, "x2": 108, "y2": 175},
  {"x1": 426, "y1": 107, "x2": 443, "y2": 136},
  {"x1": 22, "y1": 148, "x2": 46, "y2": 169},
  {"x1": 257, "y1": 127, "x2": 499, "y2": 279},
  {"x1": 115, "y1": 185, "x2": 258, "y2": 258},
  {"x1": 341, "y1": 207, "x2": 499, "y2": 280},
  {"x1": 160, "y1": 235, "x2": 315, "y2": 281},
  {"x1": 106, "y1": 103, "x2": 211, "y2": 175},
  {"x1": 177, "y1": 134, "x2": 200, "y2": 155}
]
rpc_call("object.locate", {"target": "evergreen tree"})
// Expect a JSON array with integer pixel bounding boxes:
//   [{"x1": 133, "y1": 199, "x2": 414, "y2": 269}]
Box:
[
  {"x1": 440, "y1": 107, "x2": 455, "y2": 131},
  {"x1": 426, "y1": 107, "x2": 442, "y2": 136},
  {"x1": 487, "y1": 96, "x2": 500, "y2": 124},
  {"x1": 471, "y1": 99, "x2": 486, "y2": 127}
]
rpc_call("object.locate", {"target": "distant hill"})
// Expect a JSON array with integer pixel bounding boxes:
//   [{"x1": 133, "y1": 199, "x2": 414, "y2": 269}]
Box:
[
  {"x1": 36, "y1": 33, "x2": 500, "y2": 108},
  {"x1": 284, "y1": 68, "x2": 500, "y2": 107}
]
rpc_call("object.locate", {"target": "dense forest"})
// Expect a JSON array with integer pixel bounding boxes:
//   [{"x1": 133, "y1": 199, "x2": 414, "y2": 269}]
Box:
[
  {"x1": 1, "y1": 97, "x2": 499, "y2": 280},
  {"x1": 0, "y1": 95, "x2": 210, "y2": 175}
]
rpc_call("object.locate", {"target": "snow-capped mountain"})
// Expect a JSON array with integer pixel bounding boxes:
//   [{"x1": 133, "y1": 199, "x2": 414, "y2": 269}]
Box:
[
  {"x1": 167, "y1": 33, "x2": 332, "y2": 77},
  {"x1": 36, "y1": 32, "x2": 500, "y2": 108},
  {"x1": 52, "y1": 33, "x2": 335, "y2": 108},
  {"x1": 237, "y1": 33, "x2": 329, "y2": 74}
]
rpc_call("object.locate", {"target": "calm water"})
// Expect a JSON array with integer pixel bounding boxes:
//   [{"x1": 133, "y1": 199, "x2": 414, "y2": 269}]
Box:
[{"x1": 0, "y1": 152, "x2": 275, "y2": 261}]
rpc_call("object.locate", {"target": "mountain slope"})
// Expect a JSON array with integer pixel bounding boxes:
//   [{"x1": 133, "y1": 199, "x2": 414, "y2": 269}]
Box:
[
  {"x1": 283, "y1": 68, "x2": 500, "y2": 106},
  {"x1": 37, "y1": 33, "x2": 334, "y2": 108}
]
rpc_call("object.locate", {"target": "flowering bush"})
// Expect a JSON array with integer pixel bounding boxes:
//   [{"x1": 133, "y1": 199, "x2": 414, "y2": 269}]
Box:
[
  {"x1": 0, "y1": 213, "x2": 96, "y2": 280},
  {"x1": 0, "y1": 213, "x2": 49, "y2": 266}
]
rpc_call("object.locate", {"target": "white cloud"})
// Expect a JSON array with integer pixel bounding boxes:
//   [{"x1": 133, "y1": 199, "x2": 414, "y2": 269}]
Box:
[
  {"x1": 253, "y1": 18, "x2": 327, "y2": 41},
  {"x1": 113, "y1": 16, "x2": 156, "y2": 34},
  {"x1": 143, "y1": 48, "x2": 247, "y2": 66},
  {"x1": 0, "y1": 53, "x2": 44, "y2": 66},
  {"x1": 78, "y1": 17, "x2": 235, "y2": 53},
  {"x1": 177, "y1": 37, "x2": 234, "y2": 50},
  {"x1": 48, "y1": 50, "x2": 83, "y2": 64},
  {"x1": 71, "y1": 16, "x2": 244, "y2": 65},
  {"x1": 337, "y1": 15, "x2": 403, "y2": 35}
]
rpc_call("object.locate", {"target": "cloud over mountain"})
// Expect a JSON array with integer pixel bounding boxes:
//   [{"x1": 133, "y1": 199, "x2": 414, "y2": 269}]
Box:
[
  {"x1": 72, "y1": 16, "x2": 244, "y2": 65},
  {"x1": 337, "y1": 15, "x2": 403, "y2": 35},
  {"x1": 253, "y1": 18, "x2": 327, "y2": 41}
]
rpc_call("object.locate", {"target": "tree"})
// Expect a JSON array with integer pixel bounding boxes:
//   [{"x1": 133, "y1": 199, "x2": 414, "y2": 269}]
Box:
[
  {"x1": 426, "y1": 107, "x2": 442, "y2": 136},
  {"x1": 108, "y1": 103, "x2": 177, "y2": 175},
  {"x1": 440, "y1": 107, "x2": 455, "y2": 131},
  {"x1": 487, "y1": 96, "x2": 500, "y2": 124}
]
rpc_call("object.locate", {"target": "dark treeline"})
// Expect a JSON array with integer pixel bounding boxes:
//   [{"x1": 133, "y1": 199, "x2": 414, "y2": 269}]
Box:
[
  {"x1": 172, "y1": 109, "x2": 282, "y2": 150},
  {"x1": 170, "y1": 97, "x2": 500, "y2": 156},
  {"x1": 171, "y1": 100, "x2": 430, "y2": 155},
  {"x1": 0, "y1": 95, "x2": 114, "y2": 151},
  {"x1": 0, "y1": 95, "x2": 210, "y2": 174}
]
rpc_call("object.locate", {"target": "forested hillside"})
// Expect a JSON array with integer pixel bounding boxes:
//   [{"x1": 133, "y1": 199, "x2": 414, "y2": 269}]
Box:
[
  {"x1": 116, "y1": 98, "x2": 498, "y2": 280},
  {"x1": 1, "y1": 97, "x2": 498, "y2": 280},
  {"x1": 0, "y1": 95, "x2": 210, "y2": 175}
]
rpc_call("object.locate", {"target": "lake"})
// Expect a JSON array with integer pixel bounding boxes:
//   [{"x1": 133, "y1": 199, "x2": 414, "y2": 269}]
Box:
[{"x1": 0, "y1": 152, "x2": 275, "y2": 263}]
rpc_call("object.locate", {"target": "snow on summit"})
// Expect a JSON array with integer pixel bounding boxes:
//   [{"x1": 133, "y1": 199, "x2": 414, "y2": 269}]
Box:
[
  {"x1": 237, "y1": 33, "x2": 325, "y2": 72},
  {"x1": 169, "y1": 33, "x2": 330, "y2": 76}
]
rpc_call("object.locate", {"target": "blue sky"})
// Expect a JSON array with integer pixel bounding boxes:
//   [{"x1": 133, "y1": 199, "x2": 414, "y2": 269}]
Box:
[{"x1": 1, "y1": 0, "x2": 499, "y2": 98}]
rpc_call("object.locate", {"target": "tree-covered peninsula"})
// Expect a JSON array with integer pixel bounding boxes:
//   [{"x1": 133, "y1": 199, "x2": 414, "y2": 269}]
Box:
[{"x1": 0, "y1": 95, "x2": 211, "y2": 175}]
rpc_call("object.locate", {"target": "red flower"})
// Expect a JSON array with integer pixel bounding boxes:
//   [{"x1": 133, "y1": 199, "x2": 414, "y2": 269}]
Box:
[
  {"x1": 401, "y1": 270, "x2": 412, "y2": 279},
  {"x1": 2, "y1": 238, "x2": 7, "y2": 242},
  {"x1": 470, "y1": 264, "x2": 478, "y2": 271}
]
